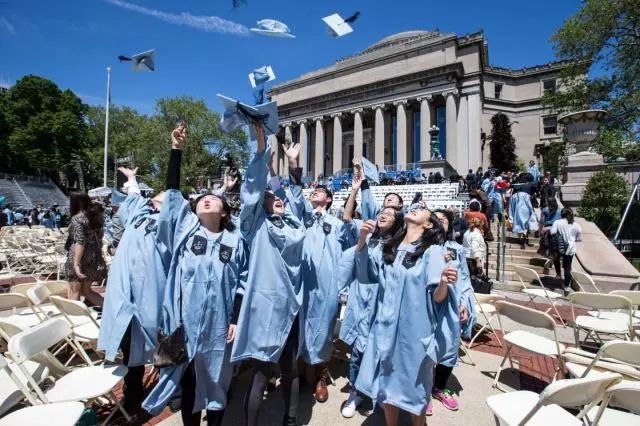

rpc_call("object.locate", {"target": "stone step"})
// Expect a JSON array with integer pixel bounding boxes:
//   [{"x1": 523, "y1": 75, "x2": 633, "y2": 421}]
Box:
[{"x1": 487, "y1": 260, "x2": 550, "y2": 274}]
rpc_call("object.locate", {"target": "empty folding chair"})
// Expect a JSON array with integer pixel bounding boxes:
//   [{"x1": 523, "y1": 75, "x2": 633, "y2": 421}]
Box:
[
  {"x1": 0, "y1": 401, "x2": 85, "y2": 426},
  {"x1": 585, "y1": 380, "x2": 640, "y2": 425},
  {"x1": 603, "y1": 290, "x2": 640, "y2": 323},
  {"x1": 571, "y1": 270, "x2": 601, "y2": 293},
  {"x1": 563, "y1": 340, "x2": 640, "y2": 386},
  {"x1": 513, "y1": 265, "x2": 566, "y2": 326},
  {"x1": 7, "y1": 283, "x2": 37, "y2": 297},
  {"x1": 0, "y1": 352, "x2": 50, "y2": 417},
  {"x1": 568, "y1": 292, "x2": 635, "y2": 347},
  {"x1": 48, "y1": 295, "x2": 101, "y2": 343},
  {"x1": 492, "y1": 301, "x2": 566, "y2": 392},
  {"x1": 468, "y1": 293, "x2": 505, "y2": 350},
  {"x1": 486, "y1": 372, "x2": 622, "y2": 426},
  {"x1": 0, "y1": 294, "x2": 43, "y2": 329},
  {"x1": 8, "y1": 318, "x2": 129, "y2": 425},
  {"x1": 43, "y1": 280, "x2": 70, "y2": 297}
]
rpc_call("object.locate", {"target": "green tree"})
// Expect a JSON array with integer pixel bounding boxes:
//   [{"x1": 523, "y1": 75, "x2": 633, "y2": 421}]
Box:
[
  {"x1": 544, "y1": 0, "x2": 640, "y2": 141},
  {"x1": 0, "y1": 75, "x2": 89, "y2": 182},
  {"x1": 489, "y1": 113, "x2": 518, "y2": 172},
  {"x1": 579, "y1": 167, "x2": 630, "y2": 235}
]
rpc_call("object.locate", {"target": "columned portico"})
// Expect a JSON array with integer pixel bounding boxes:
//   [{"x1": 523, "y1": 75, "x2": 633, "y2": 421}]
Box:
[
  {"x1": 467, "y1": 92, "x2": 482, "y2": 173},
  {"x1": 352, "y1": 109, "x2": 364, "y2": 161},
  {"x1": 457, "y1": 94, "x2": 469, "y2": 172},
  {"x1": 314, "y1": 117, "x2": 325, "y2": 179},
  {"x1": 445, "y1": 90, "x2": 458, "y2": 172},
  {"x1": 332, "y1": 113, "x2": 342, "y2": 173},
  {"x1": 298, "y1": 120, "x2": 308, "y2": 176},
  {"x1": 394, "y1": 100, "x2": 408, "y2": 168},
  {"x1": 373, "y1": 104, "x2": 385, "y2": 169},
  {"x1": 418, "y1": 95, "x2": 432, "y2": 162}
]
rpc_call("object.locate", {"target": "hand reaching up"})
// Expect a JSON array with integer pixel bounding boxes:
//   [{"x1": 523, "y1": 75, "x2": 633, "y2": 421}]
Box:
[{"x1": 171, "y1": 124, "x2": 187, "y2": 150}]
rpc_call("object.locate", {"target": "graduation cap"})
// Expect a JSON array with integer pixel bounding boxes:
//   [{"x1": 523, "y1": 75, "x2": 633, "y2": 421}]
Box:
[
  {"x1": 217, "y1": 94, "x2": 278, "y2": 139},
  {"x1": 248, "y1": 65, "x2": 276, "y2": 88},
  {"x1": 250, "y1": 19, "x2": 295, "y2": 38},
  {"x1": 361, "y1": 156, "x2": 380, "y2": 184},
  {"x1": 117, "y1": 49, "x2": 156, "y2": 72},
  {"x1": 322, "y1": 12, "x2": 359, "y2": 37}
]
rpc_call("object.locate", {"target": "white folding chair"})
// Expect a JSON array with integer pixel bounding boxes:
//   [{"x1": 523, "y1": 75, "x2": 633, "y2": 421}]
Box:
[
  {"x1": 585, "y1": 381, "x2": 640, "y2": 425},
  {"x1": 8, "y1": 283, "x2": 38, "y2": 297},
  {"x1": 486, "y1": 373, "x2": 622, "y2": 426},
  {"x1": 563, "y1": 340, "x2": 640, "y2": 384},
  {"x1": 468, "y1": 293, "x2": 505, "y2": 350},
  {"x1": 0, "y1": 294, "x2": 44, "y2": 329},
  {"x1": 493, "y1": 301, "x2": 565, "y2": 392},
  {"x1": 571, "y1": 271, "x2": 601, "y2": 293},
  {"x1": 0, "y1": 401, "x2": 85, "y2": 426},
  {"x1": 0, "y1": 352, "x2": 50, "y2": 417},
  {"x1": 8, "y1": 318, "x2": 129, "y2": 425},
  {"x1": 600, "y1": 290, "x2": 640, "y2": 324},
  {"x1": 568, "y1": 292, "x2": 635, "y2": 347},
  {"x1": 513, "y1": 265, "x2": 566, "y2": 326},
  {"x1": 49, "y1": 295, "x2": 101, "y2": 343}
]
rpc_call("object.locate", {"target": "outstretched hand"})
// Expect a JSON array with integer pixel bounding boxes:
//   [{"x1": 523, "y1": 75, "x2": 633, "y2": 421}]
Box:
[
  {"x1": 440, "y1": 265, "x2": 458, "y2": 286},
  {"x1": 171, "y1": 125, "x2": 187, "y2": 150},
  {"x1": 117, "y1": 167, "x2": 138, "y2": 180},
  {"x1": 351, "y1": 171, "x2": 364, "y2": 192},
  {"x1": 284, "y1": 142, "x2": 301, "y2": 169},
  {"x1": 223, "y1": 168, "x2": 239, "y2": 190}
]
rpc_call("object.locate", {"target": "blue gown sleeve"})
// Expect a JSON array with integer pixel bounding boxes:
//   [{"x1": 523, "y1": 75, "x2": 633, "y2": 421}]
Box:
[
  {"x1": 117, "y1": 193, "x2": 150, "y2": 228},
  {"x1": 337, "y1": 246, "x2": 357, "y2": 294},
  {"x1": 236, "y1": 238, "x2": 249, "y2": 297},
  {"x1": 239, "y1": 147, "x2": 270, "y2": 245},
  {"x1": 361, "y1": 186, "x2": 381, "y2": 221},
  {"x1": 156, "y1": 189, "x2": 199, "y2": 257},
  {"x1": 354, "y1": 245, "x2": 381, "y2": 285}
]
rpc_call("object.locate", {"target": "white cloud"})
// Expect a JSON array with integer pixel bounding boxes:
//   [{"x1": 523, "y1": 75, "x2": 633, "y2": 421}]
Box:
[
  {"x1": 0, "y1": 17, "x2": 16, "y2": 35},
  {"x1": 104, "y1": 0, "x2": 249, "y2": 36}
]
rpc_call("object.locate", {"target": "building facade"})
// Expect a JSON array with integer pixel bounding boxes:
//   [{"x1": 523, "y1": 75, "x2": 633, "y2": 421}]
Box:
[{"x1": 269, "y1": 30, "x2": 570, "y2": 179}]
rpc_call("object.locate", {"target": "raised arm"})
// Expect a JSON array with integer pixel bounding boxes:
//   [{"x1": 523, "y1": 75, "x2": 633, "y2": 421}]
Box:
[
  {"x1": 343, "y1": 171, "x2": 363, "y2": 222},
  {"x1": 115, "y1": 167, "x2": 149, "y2": 228},
  {"x1": 239, "y1": 125, "x2": 270, "y2": 243},
  {"x1": 360, "y1": 179, "x2": 381, "y2": 221},
  {"x1": 281, "y1": 142, "x2": 309, "y2": 220}
]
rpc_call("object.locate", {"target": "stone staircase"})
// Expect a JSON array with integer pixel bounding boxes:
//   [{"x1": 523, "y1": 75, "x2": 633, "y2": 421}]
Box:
[{"x1": 485, "y1": 221, "x2": 565, "y2": 292}]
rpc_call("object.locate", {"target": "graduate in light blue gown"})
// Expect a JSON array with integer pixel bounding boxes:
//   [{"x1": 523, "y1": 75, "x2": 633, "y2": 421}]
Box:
[
  {"x1": 353, "y1": 203, "x2": 458, "y2": 426},
  {"x1": 231, "y1": 127, "x2": 306, "y2": 426},
  {"x1": 337, "y1": 171, "x2": 405, "y2": 418},
  {"x1": 483, "y1": 175, "x2": 504, "y2": 222},
  {"x1": 428, "y1": 209, "x2": 476, "y2": 415},
  {"x1": 97, "y1": 166, "x2": 169, "y2": 417},
  {"x1": 356, "y1": 157, "x2": 403, "y2": 220},
  {"x1": 142, "y1": 126, "x2": 248, "y2": 426},
  {"x1": 508, "y1": 186, "x2": 537, "y2": 248},
  {"x1": 527, "y1": 160, "x2": 541, "y2": 182},
  {"x1": 285, "y1": 165, "x2": 352, "y2": 403}
]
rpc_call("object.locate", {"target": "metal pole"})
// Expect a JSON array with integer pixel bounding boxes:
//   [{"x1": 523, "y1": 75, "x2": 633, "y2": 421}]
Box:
[
  {"x1": 103, "y1": 67, "x2": 112, "y2": 188},
  {"x1": 614, "y1": 183, "x2": 638, "y2": 242}
]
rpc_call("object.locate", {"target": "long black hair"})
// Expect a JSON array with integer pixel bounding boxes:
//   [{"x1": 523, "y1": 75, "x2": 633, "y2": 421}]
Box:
[
  {"x1": 191, "y1": 193, "x2": 236, "y2": 232},
  {"x1": 69, "y1": 193, "x2": 103, "y2": 231},
  {"x1": 372, "y1": 208, "x2": 405, "y2": 242},
  {"x1": 561, "y1": 207, "x2": 574, "y2": 224},
  {"x1": 433, "y1": 209, "x2": 455, "y2": 242},
  {"x1": 382, "y1": 211, "x2": 444, "y2": 264}
]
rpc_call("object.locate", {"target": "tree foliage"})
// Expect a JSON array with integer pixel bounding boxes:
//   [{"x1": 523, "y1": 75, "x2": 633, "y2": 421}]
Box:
[
  {"x1": 544, "y1": 0, "x2": 640, "y2": 141},
  {"x1": 489, "y1": 112, "x2": 518, "y2": 172},
  {"x1": 578, "y1": 167, "x2": 630, "y2": 235},
  {"x1": 0, "y1": 75, "x2": 89, "y2": 182}
]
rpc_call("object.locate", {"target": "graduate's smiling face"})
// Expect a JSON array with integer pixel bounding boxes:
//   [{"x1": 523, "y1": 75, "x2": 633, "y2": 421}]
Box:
[
  {"x1": 195, "y1": 195, "x2": 226, "y2": 218},
  {"x1": 383, "y1": 194, "x2": 402, "y2": 209},
  {"x1": 406, "y1": 202, "x2": 433, "y2": 229},
  {"x1": 309, "y1": 187, "x2": 332, "y2": 209},
  {"x1": 376, "y1": 207, "x2": 396, "y2": 232},
  {"x1": 264, "y1": 191, "x2": 285, "y2": 216}
]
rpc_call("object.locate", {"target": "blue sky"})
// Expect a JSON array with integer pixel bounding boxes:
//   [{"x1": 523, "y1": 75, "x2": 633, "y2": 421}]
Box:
[{"x1": 1, "y1": 0, "x2": 582, "y2": 115}]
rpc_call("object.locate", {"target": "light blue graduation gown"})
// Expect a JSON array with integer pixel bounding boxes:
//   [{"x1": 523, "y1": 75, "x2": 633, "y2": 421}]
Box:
[
  {"x1": 287, "y1": 190, "x2": 350, "y2": 365},
  {"x1": 231, "y1": 147, "x2": 306, "y2": 363},
  {"x1": 354, "y1": 243, "x2": 453, "y2": 416},
  {"x1": 360, "y1": 187, "x2": 381, "y2": 220},
  {"x1": 142, "y1": 190, "x2": 248, "y2": 415},
  {"x1": 527, "y1": 164, "x2": 541, "y2": 181},
  {"x1": 435, "y1": 241, "x2": 476, "y2": 368},
  {"x1": 509, "y1": 191, "x2": 535, "y2": 234},
  {"x1": 98, "y1": 193, "x2": 170, "y2": 366}
]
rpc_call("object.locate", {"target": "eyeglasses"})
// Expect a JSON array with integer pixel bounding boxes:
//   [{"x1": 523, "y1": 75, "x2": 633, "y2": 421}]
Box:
[{"x1": 377, "y1": 211, "x2": 395, "y2": 219}]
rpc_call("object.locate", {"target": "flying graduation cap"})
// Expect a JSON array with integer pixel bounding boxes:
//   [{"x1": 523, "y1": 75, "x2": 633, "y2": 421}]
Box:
[
  {"x1": 322, "y1": 12, "x2": 360, "y2": 37},
  {"x1": 248, "y1": 65, "x2": 276, "y2": 89},
  {"x1": 217, "y1": 94, "x2": 278, "y2": 140},
  {"x1": 250, "y1": 19, "x2": 295, "y2": 38},
  {"x1": 117, "y1": 49, "x2": 156, "y2": 72}
]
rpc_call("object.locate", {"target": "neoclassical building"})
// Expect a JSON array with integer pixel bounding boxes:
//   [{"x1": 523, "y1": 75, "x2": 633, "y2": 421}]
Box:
[{"x1": 268, "y1": 30, "x2": 569, "y2": 179}]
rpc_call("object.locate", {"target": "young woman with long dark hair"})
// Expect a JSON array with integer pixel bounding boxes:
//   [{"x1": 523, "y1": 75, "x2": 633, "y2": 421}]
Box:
[{"x1": 353, "y1": 202, "x2": 457, "y2": 426}]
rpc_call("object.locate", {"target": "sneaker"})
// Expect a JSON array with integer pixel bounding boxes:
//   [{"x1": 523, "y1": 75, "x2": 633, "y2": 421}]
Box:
[
  {"x1": 341, "y1": 391, "x2": 362, "y2": 418},
  {"x1": 425, "y1": 400, "x2": 433, "y2": 416},
  {"x1": 432, "y1": 388, "x2": 459, "y2": 411}
]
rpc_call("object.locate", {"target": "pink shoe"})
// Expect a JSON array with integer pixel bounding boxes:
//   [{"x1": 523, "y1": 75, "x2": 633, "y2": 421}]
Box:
[
  {"x1": 425, "y1": 400, "x2": 433, "y2": 416},
  {"x1": 432, "y1": 388, "x2": 459, "y2": 411}
]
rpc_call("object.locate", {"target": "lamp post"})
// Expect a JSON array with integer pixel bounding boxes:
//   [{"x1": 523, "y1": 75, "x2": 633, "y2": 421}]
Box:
[
  {"x1": 103, "y1": 67, "x2": 111, "y2": 188},
  {"x1": 428, "y1": 125, "x2": 441, "y2": 160}
]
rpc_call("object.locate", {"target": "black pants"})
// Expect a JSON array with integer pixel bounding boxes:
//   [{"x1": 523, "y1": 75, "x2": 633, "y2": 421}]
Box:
[
  {"x1": 244, "y1": 317, "x2": 299, "y2": 426},
  {"x1": 120, "y1": 322, "x2": 146, "y2": 414},
  {"x1": 433, "y1": 364, "x2": 453, "y2": 391},
  {"x1": 562, "y1": 254, "x2": 573, "y2": 289},
  {"x1": 180, "y1": 362, "x2": 226, "y2": 426}
]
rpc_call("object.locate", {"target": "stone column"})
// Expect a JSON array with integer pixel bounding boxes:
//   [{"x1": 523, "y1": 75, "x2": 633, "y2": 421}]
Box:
[
  {"x1": 283, "y1": 124, "x2": 293, "y2": 172},
  {"x1": 457, "y1": 95, "x2": 469, "y2": 173},
  {"x1": 418, "y1": 95, "x2": 432, "y2": 162},
  {"x1": 394, "y1": 100, "x2": 408, "y2": 169},
  {"x1": 467, "y1": 92, "x2": 482, "y2": 172},
  {"x1": 445, "y1": 90, "x2": 458, "y2": 171},
  {"x1": 314, "y1": 117, "x2": 325, "y2": 179},
  {"x1": 332, "y1": 113, "x2": 343, "y2": 174},
  {"x1": 298, "y1": 120, "x2": 308, "y2": 176},
  {"x1": 373, "y1": 104, "x2": 385, "y2": 169},
  {"x1": 352, "y1": 108, "x2": 364, "y2": 161}
]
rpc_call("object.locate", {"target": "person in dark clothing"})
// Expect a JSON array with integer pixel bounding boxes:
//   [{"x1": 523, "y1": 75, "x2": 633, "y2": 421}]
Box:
[{"x1": 540, "y1": 176, "x2": 556, "y2": 208}]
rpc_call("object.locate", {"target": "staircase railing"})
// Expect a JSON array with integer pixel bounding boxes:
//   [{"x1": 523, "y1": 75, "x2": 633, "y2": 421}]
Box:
[{"x1": 495, "y1": 219, "x2": 507, "y2": 282}]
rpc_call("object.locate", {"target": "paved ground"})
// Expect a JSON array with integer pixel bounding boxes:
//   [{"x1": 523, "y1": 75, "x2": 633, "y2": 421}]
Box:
[{"x1": 157, "y1": 349, "x2": 515, "y2": 426}]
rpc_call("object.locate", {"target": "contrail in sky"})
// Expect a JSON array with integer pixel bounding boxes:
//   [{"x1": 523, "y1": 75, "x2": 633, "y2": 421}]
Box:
[{"x1": 105, "y1": 0, "x2": 250, "y2": 36}]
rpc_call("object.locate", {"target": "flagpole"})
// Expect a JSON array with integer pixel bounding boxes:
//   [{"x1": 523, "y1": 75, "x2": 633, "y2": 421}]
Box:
[{"x1": 103, "y1": 67, "x2": 112, "y2": 188}]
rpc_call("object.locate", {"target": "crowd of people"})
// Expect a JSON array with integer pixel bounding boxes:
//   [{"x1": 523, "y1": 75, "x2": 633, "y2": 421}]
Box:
[
  {"x1": 2, "y1": 123, "x2": 583, "y2": 425},
  {"x1": 0, "y1": 204, "x2": 65, "y2": 229}
]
